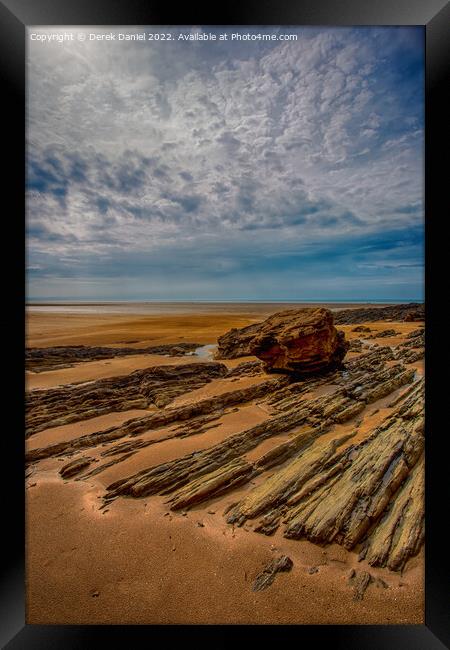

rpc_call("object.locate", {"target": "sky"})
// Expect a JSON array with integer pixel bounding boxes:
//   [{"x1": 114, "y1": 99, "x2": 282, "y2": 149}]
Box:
[{"x1": 26, "y1": 26, "x2": 424, "y2": 302}]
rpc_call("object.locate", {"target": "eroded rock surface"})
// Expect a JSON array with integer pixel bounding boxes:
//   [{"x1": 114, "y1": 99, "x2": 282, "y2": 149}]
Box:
[
  {"x1": 26, "y1": 362, "x2": 228, "y2": 437},
  {"x1": 26, "y1": 316, "x2": 425, "y2": 577},
  {"x1": 59, "y1": 456, "x2": 93, "y2": 478},
  {"x1": 333, "y1": 303, "x2": 424, "y2": 325},
  {"x1": 215, "y1": 323, "x2": 263, "y2": 359},
  {"x1": 216, "y1": 307, "x2": 349, "y2": 373},
  {"x1": 252, "y1": 555, "x2": 293, "y2": 591},
  {"x1": 26, "y1": 343, "x2": 200, "y2": 372},
  {"x1": 216, "y1": 304, "x2": 423, "y2": 360},
  {"x1": 249, "y1": 308, "x2": 349, "y2": 374}
]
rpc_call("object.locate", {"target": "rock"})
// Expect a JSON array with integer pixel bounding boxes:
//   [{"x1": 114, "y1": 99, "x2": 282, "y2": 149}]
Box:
[
  {"x1": 254, "y1": 509, "x2": 283, "y2": 535},
  {"x1": 362, "y1": 455, "x2": 424, "y2": 571},
  {"x1": 366, "y1": 329, "x2": 400, "y2": 339},
  {"x1": 349, "y1": 339, "x2": 363, "y2": 351},
  {"x1": 26, "y1": 362, "x2": 228, "y2": 437},
  {"x1": 59, "y1": 456, "x2": 92, "y2": 478},
  {"x1": 249, "y1": 308, "x2": 349, "y2": 374},
  {"x1": 283, "y1": 381, "x2": 423, "y2": 555},
  {"x1": 215, "y1": 323, "x2": 263, "y2": 359},
  {"x1": 169, "y1": 346, "x2": 187, "y2": 356},
  {"x1": 406, "y1": 328, "x2": 425, "y2": 340},
  {"x1": 26, "y1": 342, "x2": 201, "y2": 371},
  {"x1": 29, "y1": 330, "x2": 424, "y2": 575},
  {"x1": 27, "y1": 376, "x2": 287, "y2": 465},
  {"x1": 375, "y1": 578, "x2": 389, "y2": 589},
  {"x1": 352, "y1": 571, "x2": 373, "y2": 601},
  {"x1": 252, "y1": 555, "x2": 293, "y2": 591},
  {"x1": 226, "y1": 360, "x2": 265, "y2": 377},
  {"x1": 403, "y1": 311, "x2": 424, "y2": 322},
  {"x1": 215, "y1": 305, "x2": 424, "y2": 360},
  {"x1": 351, "y1": 326, "x2": 372, "y2": 333},
  {"x1": 333, "y1": 303, "x2": 424, "y2": 325}
]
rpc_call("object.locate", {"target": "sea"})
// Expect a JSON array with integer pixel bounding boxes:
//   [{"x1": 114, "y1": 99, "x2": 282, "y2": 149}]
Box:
[{"x1": 25, "y1": 300, "x2": 414, "y2": 315}]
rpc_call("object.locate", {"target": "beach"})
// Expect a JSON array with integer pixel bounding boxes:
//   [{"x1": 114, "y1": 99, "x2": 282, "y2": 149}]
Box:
[{"x1": 25, "y1": 302, "x2": 424, "y2": 624}]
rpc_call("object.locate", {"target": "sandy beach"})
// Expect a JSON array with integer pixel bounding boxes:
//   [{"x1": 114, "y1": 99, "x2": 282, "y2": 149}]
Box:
[{"x1": 25, "y1": 303, "x2": 424, "y2": 624}]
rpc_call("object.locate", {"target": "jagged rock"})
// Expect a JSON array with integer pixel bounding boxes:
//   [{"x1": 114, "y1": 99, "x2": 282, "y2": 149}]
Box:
[
  {"x1": 252, "y1": 555, "x2": 293, "y2": 591},
  {"x1": 217, "y1": 308, "x2": 350, "y2": 372},
  {"x1": 103, "y1": 402, "x2": 311, "y2": 503},
  {"x1": 403, "y1": 311, "x2": 424, "y2": 322},
  {"x1": 26, "y1": 376, "x2": 288, "y2": 464},
  {"x1": 352, "y1": 326, "x2": 372, "y2": 333},
  {"x1": 59, "y1": 456, "x2": 93, "y2": 478},
  {"x1": 169, "y1": 346, "x2": 187, "y2": 356},
  {"x1": 366, "y1": 329, "x2": 400, "y2": 339},
  {"x1": 283, "y1": 383, "x2": 423, "y2": 555},
  {"x1": 101, "y1": 359, "x2": 416, "y2": 517},
  {"x1": 226, "y1": 361, "x2": 264, "y2": 377},
  {"x1": 226, "y1": 435, "x2": 353, "y2": 525},
  {"x1": 168, "y1": 458, "x2": 254, "y2": 510},
  {"x1": 361, "y1": 455, "x2": 424, "y2": 571},
  {"x1": 28, "y1": 319, "x2": 424, "y2": 575},
  {"x1": 350, "y1": 571, "x2": 373, "y2": 601},
  {"x1": 406, "y1": 328, "x2": 425, "y2": 340},
  {"x1": 249, "y1": 308, "x2": 349, "y2": 374},
  {"x1": 26, "y1": 362, "x2": 228, "y2": 437},
  {"x1": 26, "y1": 342, "x2": 200, "y2": 371},
  {"x1": 398, "y1": 331, "x2": 425, "y2": 350},
  {"x1": 215, "y1": 323, "x2": 263, "y2": 359},
  {"x1": 254, "y1": 509, "x2": 283, "y2": 535},
  {"x1": 215, "y1": 305, "x2": 424, "y2": 361},
  {"x1": 333, "y1": 303, "x2": 424, "y2": 325}
]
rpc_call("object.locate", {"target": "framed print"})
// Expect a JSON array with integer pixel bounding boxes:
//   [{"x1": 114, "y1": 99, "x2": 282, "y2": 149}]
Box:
[{"x1": 1, "y1": 0, "x2": 449, "y2": 647}]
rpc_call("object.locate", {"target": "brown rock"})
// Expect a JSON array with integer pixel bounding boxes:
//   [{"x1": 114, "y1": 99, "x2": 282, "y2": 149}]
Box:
[
  {"x1": 215, "y1": 323, "x2": 262, "y2": 359},
  {"x1": 333, "y1": 303, "x2": 424, "y2": 325},
  {"x1": 252, "y1": 555, "x2": 293, "y2": 591},
  {"x1": 249, "y1": 308, "x2": 349, "y2": 374},
  {"x1": 60, "y1": 456, "x2": 92, "y2": 479},
  {"x1": 403, "y1": 311, "x2": 424, "y2": 322}
]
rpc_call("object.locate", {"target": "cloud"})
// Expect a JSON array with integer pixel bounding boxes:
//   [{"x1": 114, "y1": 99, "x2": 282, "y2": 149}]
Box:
[{"x1": 26, "y1": 26, "x2": 424, "y2": 300}]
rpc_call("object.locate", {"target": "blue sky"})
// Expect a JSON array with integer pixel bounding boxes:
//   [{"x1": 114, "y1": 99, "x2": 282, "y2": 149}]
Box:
[{"x1": 26, "y1": 26, "x2": 424, "y2": 301}]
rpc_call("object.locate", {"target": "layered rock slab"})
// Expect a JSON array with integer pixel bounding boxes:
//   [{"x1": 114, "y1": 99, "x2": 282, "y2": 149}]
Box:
[{"x1": 26, "y1": 361, "x2": 228, "y2": 436}]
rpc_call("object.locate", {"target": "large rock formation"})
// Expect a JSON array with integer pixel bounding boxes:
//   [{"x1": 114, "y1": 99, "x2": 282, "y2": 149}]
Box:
[
  {"x1": 27, "y1": 333, "x2": 425, "y2": 572},
  {"x1": 215, "y1": 304, "x2": 425, "y2": 361},
  {"x1": 219, "y1": 307, "x2": 348, "y2": 374},
  {"x1": 249, "y1": 308, "x2": 348, "y2": 373}
]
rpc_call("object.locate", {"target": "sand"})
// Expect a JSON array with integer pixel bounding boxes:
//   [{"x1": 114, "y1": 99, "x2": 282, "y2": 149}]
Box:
[{"x1": 25, "y1": 305, "x2": 424, "y2": 625}]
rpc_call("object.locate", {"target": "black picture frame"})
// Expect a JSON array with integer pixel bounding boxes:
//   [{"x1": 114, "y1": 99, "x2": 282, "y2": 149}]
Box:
[{"x1": 1, "y1": 0, "x2": 448, "y2": 647}]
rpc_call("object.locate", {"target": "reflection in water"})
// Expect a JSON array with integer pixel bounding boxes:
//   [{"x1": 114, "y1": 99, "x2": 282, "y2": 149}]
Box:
[{"x1": 193, "y1": 344, "x2": 217, "y2": 359}]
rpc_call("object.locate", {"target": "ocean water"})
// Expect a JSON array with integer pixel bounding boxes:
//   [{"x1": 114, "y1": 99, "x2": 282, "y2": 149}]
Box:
[{"x1": 25, "y1": 300, "x2": 408, "y2": 316}]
